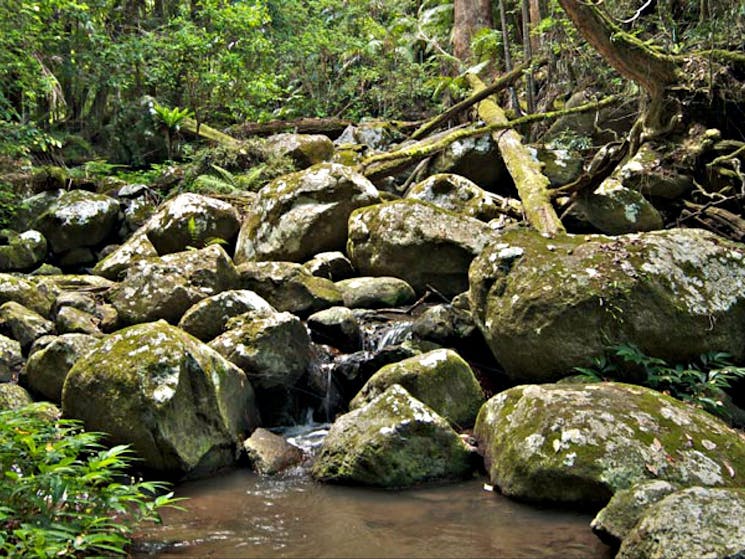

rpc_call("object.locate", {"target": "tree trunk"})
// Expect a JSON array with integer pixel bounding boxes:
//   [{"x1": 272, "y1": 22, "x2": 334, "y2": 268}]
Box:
[{"x1": 452, "y1": 0, "x2": 494, "y2": 63}]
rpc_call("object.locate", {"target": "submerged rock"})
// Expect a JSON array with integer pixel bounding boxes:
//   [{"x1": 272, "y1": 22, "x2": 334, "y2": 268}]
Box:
[
  {"x1": 469, "y1": 227, "x2": 745, "y2": 383},
  {"x1": 618, "y1": 487, "x2": 745, "y2": 559},
  {"x1": 312, "y1": 384, "x2": 474, "y2": 488},
  {"x1": 235, "y1": 162, "x2": 380, "y2": 263},
  {"x1": 350, "y1": 349, "x2": 484, "y2": 428},
  {"x1": 474, "y1": 382, "x2": 745, "y2": 505},
  {"x1": 62, "y1": 321, "x2": 258, "y2": 476}
]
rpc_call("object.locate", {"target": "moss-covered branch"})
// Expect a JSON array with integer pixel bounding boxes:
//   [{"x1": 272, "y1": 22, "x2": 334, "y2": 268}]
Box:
[{"x1": 182, "y1": 118, "x2": 241, "y2": 147}]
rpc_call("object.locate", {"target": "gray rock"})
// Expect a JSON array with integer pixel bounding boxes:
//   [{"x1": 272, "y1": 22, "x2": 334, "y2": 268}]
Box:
[
  {"x1": 411, "y1": 304, "x2": 477, "y2": 345},
  {"x1": 55, "y1": 306, "x2": 101, "y2": 335},
  {"x1": 431, "y1": 134, "x2": 508, "y2": 191},
  {"x1": 109, "y1": 245, "x2": 240, "y2": 325},
  {"x1": 0, "y1": 230, "x2": 47, "y2": 272},
  {"x1": 406, "y1": 174, "x2": 514, "y2": 221},
  {"x1": 307, "y1": 306, "x2": 362, "y2": 352},
  {"x1": 618, "y1": 143, "x2": 693, "y2": 200},
  {"x1": 264, "y1": 133, "x2": 335, "y2": 169},
  {"x1": 243, "y1": 428, "x2": 304, "y2": 475},
  {"x1": 178, "y1": 290, "x2": 275, "y2": 342},
  {"x1": 347, "y1": 199, "x2": 496, "y2": 297},
  {"x1": 0, "y1": 273, "x2": 59, "y2": 317},
  {"x1": 0, "y1": 383, "x2": 33, "y2": 410},
  {"x1": 92, "y1": 231, "x2": 159, "y2": 280},
  {"x1": 312, "y1": 384, "x2": 474, "y2": 488},
  {"x1": 578, "y1": 177, "x2": 663, "y2": 235},
  {"x1": 335, "y1": 276, "x2": 416, "y2": 309},
  {"x1": 0, "y1": 333, "x2": 23, "y2": 382},
  {"x1": 0, "y1": 301, "x2": 55, "y2": 352},
  {"x1": 62, "y1": 321, "x2": 258, "y2": 476},
  {"x1": 235, "y1": 162, "x2": 380, "y2": 263},
  {"x1": 618, "y1": 487, "x2": 745, "y2": 559},
  {"x1": 303, "y1": 251, "x2": 355, "y2": 281},
  {"x1": 474, "y1": 383, "x2": 745, "y2": 505}
]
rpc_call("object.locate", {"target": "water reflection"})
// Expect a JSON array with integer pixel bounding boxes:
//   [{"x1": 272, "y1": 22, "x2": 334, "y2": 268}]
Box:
[{"x1": 133, "y1": 471, "x2": 611, "y2": 559}]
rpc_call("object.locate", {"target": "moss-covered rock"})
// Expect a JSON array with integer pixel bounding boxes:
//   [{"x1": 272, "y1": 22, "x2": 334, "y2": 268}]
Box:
[
  {"x1": 0, "y1": 229, "x2": 47, "y2": 272},
  {"x1": 209, "y1": 310, "x2": 311, "y2": 391},
  {"x1": 303, "y1": 251, "x2": 355, "y2": 281},
  {"x1": 347, "y1": 199, "x2": 496, "y2": 297},
  {"x1": 0, "y1": 333, "x2": 22, "y2": 382},
  {"x1": 618, "y1": 487, "x2": 745, "y2": 559},
  {"x1": 474, "y1": 383, "x2": 745, "y2": 506},
  {"x1": 0, "y1": 383, "x2": 33, "y2": 410},
  {"x1": 24, "y1": 334, "x2": 99, "y2": 403},
  {"x1": 468, "y1": 227, "x2": 745, "y2": 383},
  {"x1": 617, "y1": 143, "x2": 693, "y2": 200},
  {"x1": 406, "y1": 173, "x2": 509, "y2": 221},
  {"x1": 264, "y1": 133, "x2": 335, "y2": 169},
  {"x1": 577, "y1": 177, "x2": 663, "y2": 235},
  {"x1": 307, "y1": 306, "x2": 362, "y2": 352},
  {"x1": 108, "y1": 245, "x2": 240, "y2": 325},
  {"x1": 235, "y1": 162, "x2": 380, "y2": 263},
  {"x1": 312, "y1": 384, "x2": 474, "y2": 488},
  {"x1": 335, "y1": 276, "x2": 416, "y2": 309},
  {"x1": 92, "y1": 231, "x2": 159, "y2": 280},
  {"x1": 178, "y1": 290, "x2": 274, "y2": 342},
  {"x1": 0, "y1": 301, "x2": 55, "y2": 352},
  {"x1": 0, "y1": 273, "x2": 59, "y2": 317},
  {"x1": 55, "y1": 306, "x2": 101, "y2": 335},
  {"x1": 34, "y1": 189, "x2": 120, "y2": 254},
  {"x1": 144, "y1": 192, "x2": 240, "y2": 256},
  {"x1": 62, "y1": 321, "x2": 258, "y2": 476},
  {"x1": 350, "y1": 349, "x2": 484, "y2": 428},
  {"x1": 237, "y1": 261, "x2": 342, "y2": 317},
  {"x1": 591, "y1": 480, "x2": 680, "y2": 545}
]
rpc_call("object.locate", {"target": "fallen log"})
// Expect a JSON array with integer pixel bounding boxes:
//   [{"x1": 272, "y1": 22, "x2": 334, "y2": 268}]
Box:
[
  {"x1": 466, "y1": 73, "x2": 565, "y2": 237},
  {"x1": 229, "y1": 117, "x2": 352, "y2": 139},
  {"x1": 182, "y1": 117, "x2": 242, "y2": 147}
]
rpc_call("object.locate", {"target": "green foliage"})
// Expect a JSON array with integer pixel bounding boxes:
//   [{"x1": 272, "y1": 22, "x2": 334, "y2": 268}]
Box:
[
  {"x1": 0, "y1": 180, "x2": 20, "y2": 230},
  {"x1": 0, "y1": 403, "x2": 184, "y2": 558},
  {"x1": 575, "y1": 344, "x2": 745, "y2": 419}
]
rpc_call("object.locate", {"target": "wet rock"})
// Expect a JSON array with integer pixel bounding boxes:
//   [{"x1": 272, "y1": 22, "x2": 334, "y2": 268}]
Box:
[
  {"x1": 235, "y1": 162, "x2": 380, "y2": 263},
  {"x1": 24, "y1": 333, "x2": 99, "y2": 403},
  {"x1": 591, "y1": 480, "x2": 680, "y2": 545},
  {"x1": 209, "y1": 311, "x2": 312, "y2": 391},
  {"x1": 350, "y1": 349, "x2": 484, "y2": 428},
  {"x1": 469, "y1": 227, "x2": 745, "y2": 383},
  {"x1": 578, "y1": 177, "x2": 663, "y2": 235},
  {"x1": 0, "y1": 273, "x2": 59, "y2": 317},
  {"x1": 430, "y1": 134, "x2": 507, "y2": 191},
  {"x1": 264, "y1": 133, "x2": 335, "y2": 169},
  {"x1": 0, "y1": 301, "x2": 55, "y2": 352},
  {"x1": 0, "y1": 383, "x2": 33, "y2": 410},
  {"x1": 92, "y1": 231, "x2": 159, "y2": 280},
  {"x1": 332, "y1": 345, "x2": 419, "y2": 401},
  {"x1": 474, "y1": 383, "x2": 745, "y2": 505},
  {"x1": 237, "y1": 261, "x2": 342, "y2": 317},
  {"x1": 618, "y1": 487, "x2": 745, "y2": 559},
  {"x1": 0, "y1": 333, "x2": 23, "y2": 382},
  {"x1": 178, "y1": 290, "x2": 275, "y2": 342},
  {"x1": 347, "y1": 199, "x2": 495, "y2": 297},
  {"x1": 34, "y1": 189, "x2": 120, "y2": 254},
  {"x1": 304, "y1": 251, "x2": 355, "y2": 281},
  {"x1": 109, "y1": 245, "x2": 240, "y2": 325},
  {"x1": 307, "y1": 306, "x2": 362, "y2": 352},
  {"x1": 335, "y1": 276, "x2": 416, "y2": 309},
  {"x1": 0, "y1": 229, "x2": 47, "y2": 272},
  {"x1": 406, "y1": 174, "x2": 511, "y2": 221},
  {"x1": 312, "y1": 384, "x2": 474, "y2": 488},
  {"x1": 63, "y1": 321, "x2": 258, "y2": 476},
  {"x1": 144, "y1": 192, "x2": 240, "y2": 255},
  {"x1": 243, "y1": 428, "x2": 304, "y2": 475}
]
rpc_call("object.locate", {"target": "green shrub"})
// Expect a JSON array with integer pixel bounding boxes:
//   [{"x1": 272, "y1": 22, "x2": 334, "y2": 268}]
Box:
[
  {"x1": 575, "y1": 343, "x2": 745, "y2": 419},
  {"x1": 0, "y1": 403, "x2": 184, "y2": 558}
]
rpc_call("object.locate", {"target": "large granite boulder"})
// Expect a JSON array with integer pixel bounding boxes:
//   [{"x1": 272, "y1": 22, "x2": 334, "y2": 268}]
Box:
[
  {"x1": 0, "y1": 274, "x2": 59, "y2": 317},
  {"x1": 474, "y1": 383, "x2": 745, "y2": 506},
  {"x1": 62, "y1": 321, "x2": 258, "y2": 476},
  {"x1": 143, "y1": 192, "x2": 240, "y2": 255},
  {"x1": 0, "y1": 230, "x2": 47, "y2": 272},
  {"x1": 469, "y1": 228, "x2": 745, "y2": 383},
  {"x1": 312, "y1": 384, "x2": 474, "y2": 488},
  {"x1": 264, "y1": 133, "x2": 335, "y2": 169},
  {"x1": 34, "y1": 189, "x2": 119, "y2": 254},
  {"x1": 350, "y1": 349, "x2": 484, "y2": 428},
  {"x1": 24, "y1": 334, "x2": 100, "y2": 403},
  {"x1": 178, "y1": 290, "x2": 275, "y2": 342},
  {"x1": 430, "y1": 134, "x2": 507, "y2": 191},
  {"x1": 347, "y1": 199, "x2": 495, "y2": 297},
  {"x1": 209, "y1": 310, "x2": 312, "y2": 391},
  {"x1": 235, "y1": 162, "x2": 380, "y2": 263},
  {"x1": 406, "y1": 174, "x2": 512, "y2": 221},
  {"x1": 92, "y1": 231, "x2": 159, "y2": 280},
  {"x1": 618, "y1": 487, "x2": 745, "y2": 559},
  {"x1": 108, "y1": 245, "x2": 240, "y2": 325}
]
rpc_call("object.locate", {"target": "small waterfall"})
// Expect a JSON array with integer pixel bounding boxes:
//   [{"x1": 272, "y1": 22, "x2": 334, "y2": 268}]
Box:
[{"x1": 361, "y1": 319, "x2": 414, "y2": 352}]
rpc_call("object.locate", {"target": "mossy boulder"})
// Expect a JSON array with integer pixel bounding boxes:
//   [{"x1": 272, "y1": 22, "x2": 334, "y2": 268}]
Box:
[
  {"x1": 108, "y1": 245, "x2": 240, "y2": 325},
  {"x1": 468, "y1": 228, "x2": 745, "y2": 383},
  {"x1": 591, "y1": 480, "x2": 680, "y2": 545},
  {"x1": 0, "y1": 301, "x2": 55, "y2": 352},
  {"x1": 0, "y1": 383, "x2": 33, "y2": 410},
  {"x1": 0, "y1": 230, "x2": 47, "y2": 272},
  {"x1": 335, "y1": 276, "x2": 416, "y2": 309},
  {"x1": 350, "y1": 349, "x2": 484, "y2": 428},
  {"x1": 235, "y1": 162, "x2": 380, "y2": 264},
  {"x1": 312, "y1": 384, "x2": 475, "y2": 488},
  {"x1": 307, "y1": 306, "x2": 362, "y2": 352},
  {"x1": 618, "y1": 487, "x2": 745, "y2": 559},
  {"x1": 143, "y1": 192, "x2": 240, "y2": 255},
  {"x1": 237, "y1": 261, "x2": 342, "y2": 317},
  {"x1": 264, "y1": 133, "x2": 335, "y2": 169},
  {"x1": 474, "y1": 383, "x2": 745, "y2": 506},
  {"x1": 617, "y1": 143, "x2": 693, "y2": 200},
  {"x1": 406, "y1": 174, "x2": 507, "y2": 221},
  {"x1": 92, "y1": 231, "x2": 159, "y2": 280},
  {"x1": 347, "y1": 199, "x2": 495, "y2": 297},
  {"x1": 24, "y1": 334, "x2": 100, "y2": 403},
  {"x1": 62, "y1": 321, "x2": 258, "y2": 476},
  {"x1": 34, "y1": 189, "x2": 120, "y2": 254},
  {"x1": 178, "y1": 290, "x2": 275, "y2": 342},
  {"x1": 209, "y1": 310, "x2": 312, "y2": 390},
  {"x1": 0, "y1": 273, "x2": 59, "y2": 317},
  {"x1": 55, "y1": 306, "x2": 101, "y2": 335},
  {"x1": 0, "y1": 333, "x2": 23, "y2": 382},
  {"x1": 577, "y1": 177, "x2": 663, "y2": 235}
]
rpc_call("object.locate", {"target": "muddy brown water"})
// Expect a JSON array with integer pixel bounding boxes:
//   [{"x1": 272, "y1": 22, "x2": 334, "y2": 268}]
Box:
[{"x1": 133, "y1": 470, "x2": 612, "y2": 559}]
